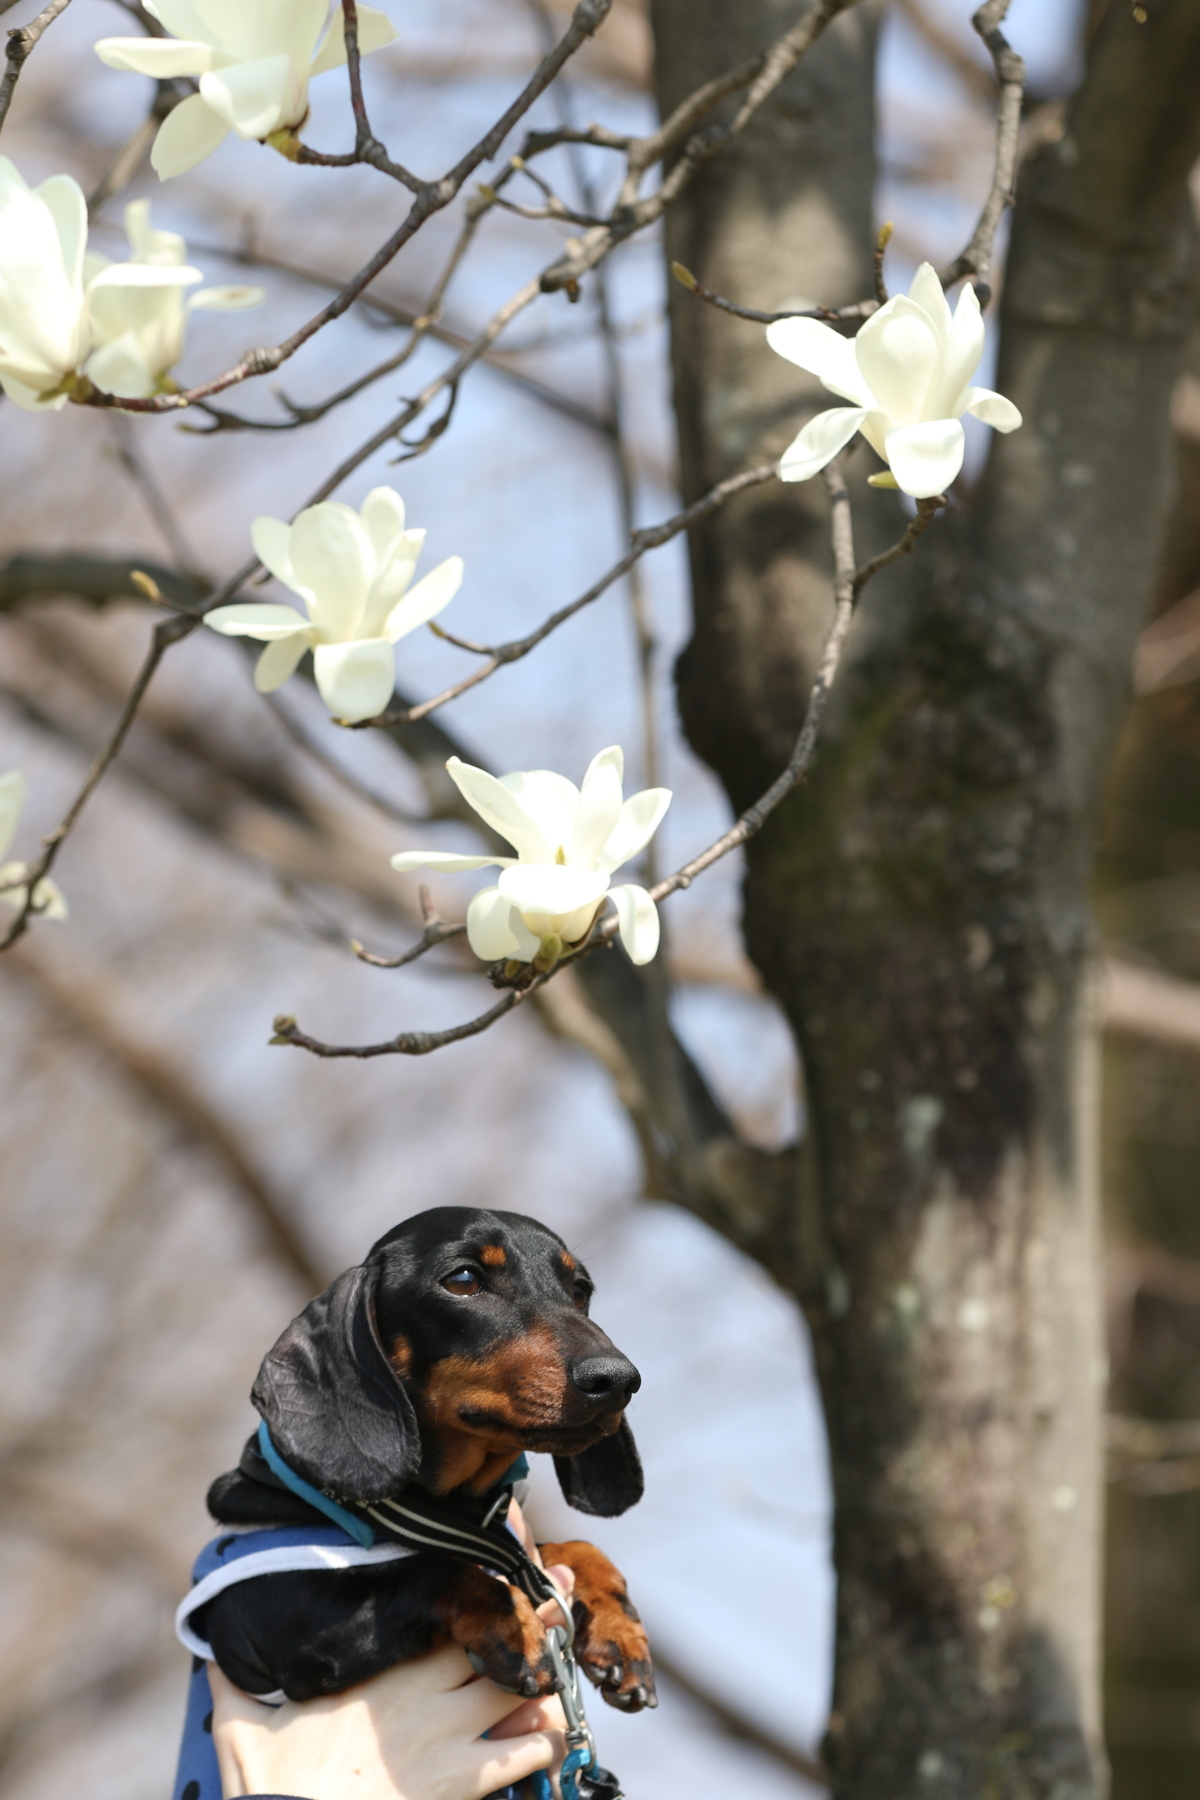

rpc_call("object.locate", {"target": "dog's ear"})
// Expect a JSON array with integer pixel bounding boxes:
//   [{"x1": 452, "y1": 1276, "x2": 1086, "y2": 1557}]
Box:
[
  {"x1": 554, "y1": 1418, "x2": 643, "y2": 1517},
  {"x1": 251, "y1": 1262, "x2": 419, "y2": 1504}
]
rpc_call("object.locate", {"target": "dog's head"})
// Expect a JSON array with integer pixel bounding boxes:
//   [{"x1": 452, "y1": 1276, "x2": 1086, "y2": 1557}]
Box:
[{"x1": 250, "y1": 1207, "x2": 643, "y2": 1518}]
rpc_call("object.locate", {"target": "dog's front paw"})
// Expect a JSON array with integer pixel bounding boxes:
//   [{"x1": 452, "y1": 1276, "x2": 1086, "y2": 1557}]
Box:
[
  {"x1": 434, "y1": 1564, "x2": 557, "y2": 1698},
  {"x1": 539, "y1": 1540, "x2": 657, "y2": 1713}
]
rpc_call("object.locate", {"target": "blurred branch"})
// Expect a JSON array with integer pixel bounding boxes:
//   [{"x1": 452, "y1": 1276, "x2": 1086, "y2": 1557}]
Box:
[
  {"x1": 181, "y1": 239, "x2": 615, "y2": 441},
  {"x1": 1103, "y1": 954, "x2": 1200, "y2": 1055},
  {"x1": 1133, "y1": 583, "x2": 1200, "y2": 693},
  {"x1": 892, "y1": 0, "x2": 997, "y2": 107},
  {"x1": 9, "y1": 944, "x2": 325, "y2": 1291},
  {"x1": 938, "y1": 2, "x2": 1025, "y2": 302},
  {"x1": 650, "y1": 1645, "x2": 830, "y2": 1788},
  {"x1": 375, "y1": 462, "x2": 779, "y2": 725},
  {"x1": 0, "y1": 0, "x2": 73, "y2": 136}
]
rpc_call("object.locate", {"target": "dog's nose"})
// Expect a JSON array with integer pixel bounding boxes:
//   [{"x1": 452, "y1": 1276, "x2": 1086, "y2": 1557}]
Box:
[{"x1": 569, "y1": 1354, "x2": 641, "y2": 1405}]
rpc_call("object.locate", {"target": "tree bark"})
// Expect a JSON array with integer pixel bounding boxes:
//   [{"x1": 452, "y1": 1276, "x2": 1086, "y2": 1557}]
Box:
[{"x1": 648, "y1": 1, "x2": 1200, "y2": 1794}]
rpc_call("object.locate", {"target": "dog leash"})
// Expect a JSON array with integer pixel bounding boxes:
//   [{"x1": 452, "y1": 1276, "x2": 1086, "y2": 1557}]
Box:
[{"x1": 258, "y1": 1426, "x2": 623, "y2": 1800}]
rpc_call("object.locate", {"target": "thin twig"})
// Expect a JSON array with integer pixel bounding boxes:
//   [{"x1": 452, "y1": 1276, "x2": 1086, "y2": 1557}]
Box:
[
  {"x1": 270, "y1": 986, "x2": 527, "y2": 1058},
  {"x1": 937, "y1": 1, "x2": 1025, "y2": 303},
  {"x1": 276, "y1": 459, "x2": 950, "y2": 1059},
  {"x1": 0, "y1": 0, "x2": 72, "y2": 133},
  {"x1": 76, "y1": 0, "x2": 615, "y2": 414},
  {"x1": 0, "y1": 614, "x2": 181, "y2": 951},
  {"x1": 351, "y1": 887, "x2": 467, "y2": 967},
  {"x1": 372, "y1": 463, "x2": 779, "y2": 726},
  {"x1": 670, "y1": 260, "x2": 878, "y2": 327}
]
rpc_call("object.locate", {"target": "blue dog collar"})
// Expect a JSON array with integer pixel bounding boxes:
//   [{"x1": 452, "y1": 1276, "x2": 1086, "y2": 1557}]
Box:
[{"x1": 257, "y1": 1422, "x2": 377, "y2": 1548}]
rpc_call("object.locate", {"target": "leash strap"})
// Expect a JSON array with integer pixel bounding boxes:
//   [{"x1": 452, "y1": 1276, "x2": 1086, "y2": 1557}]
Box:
[{"x1": 253, "y1": 1431, "x2": 624, "y2": 1800}]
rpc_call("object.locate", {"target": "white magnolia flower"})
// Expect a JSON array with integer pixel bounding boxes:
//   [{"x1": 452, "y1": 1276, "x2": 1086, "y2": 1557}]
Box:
[
  {"x1": 0, "y1": 772, "x2": 67, "y2": 922},
  {"x1": 766, "y1": 263, "x2": 1022, "y2": 499},
  {"x1": 205, "y1": 488, "x2": 463, "y2": 723},
  {"x1": 0, "y1": 159, "x2": 199, "y2": 410},
  {"x1": 95, "y1": 0, "x2": 398, "y2": 180},
  {"x1": 84, "y1": 200, "x2": 264, "y2": 400},
  {"x1": 391, "y1": 747, "x2": 671, "y2": 968}
]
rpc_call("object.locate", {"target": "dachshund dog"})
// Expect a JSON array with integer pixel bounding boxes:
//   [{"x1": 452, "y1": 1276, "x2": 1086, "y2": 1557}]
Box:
[{"x1": 195, "y1": 1206, "x2": 656, "y2": 1714}]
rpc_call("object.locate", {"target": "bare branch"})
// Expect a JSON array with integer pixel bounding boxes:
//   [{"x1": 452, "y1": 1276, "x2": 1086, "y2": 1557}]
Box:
[
  {"x1": 275, "y1": 457, "x2": 951, "y2": 1059},
  {"x1": 645, "y1": 475, "x2": 946, "y2": 905},
  {"x1": 270, "y1": 986, "x2": 527, "y2": 1058},
  {"x1": 0, "y1": 0, "x2": 72, "y2": 135},
  {"x1": 374, "y1": 463, "x2": 779, "y2": 726},
  {"x1": 937, "y1": 1, "x2": 1026, "y2": 303},
  {"x1": 74, "y1": 0, "x2": 614, "y2": 414},
  {"x1": 351, "y1": 886, "x2": 467, "y2": 967},
  {"x1": 670, "y1": 258, "x2": 878, "y2": 326},
  {"x1": 9, "y1": 944, "x2": 324, "y2": 1291}
]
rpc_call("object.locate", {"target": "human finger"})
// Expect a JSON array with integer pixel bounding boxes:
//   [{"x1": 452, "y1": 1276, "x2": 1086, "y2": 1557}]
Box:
[
  {"x1": 446, "y1": 1670, "x2": 554, "y2": 1738},
  {"x1": 487, "y1": 1691, "x2": 567, "y2": 1741},
  {"x1": 469, "y1": 1729, "x2": 561, "y2": 1799}
]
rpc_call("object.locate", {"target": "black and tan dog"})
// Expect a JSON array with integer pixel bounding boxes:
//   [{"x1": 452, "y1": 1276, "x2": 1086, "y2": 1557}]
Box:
[{"x1": 198, "y1": 1206, "x2": 656, "y2": 1713}]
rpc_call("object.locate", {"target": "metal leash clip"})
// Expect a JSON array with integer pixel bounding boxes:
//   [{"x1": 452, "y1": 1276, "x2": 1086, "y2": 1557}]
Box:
[{"x1": 529, "y1": 1578, "x2": 622, "y2": 1800}]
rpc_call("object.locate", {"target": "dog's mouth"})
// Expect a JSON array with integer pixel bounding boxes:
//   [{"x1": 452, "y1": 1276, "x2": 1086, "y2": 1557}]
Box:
[{"x1": 455, "y1": 1405, "x2": 625, "y2": 1456}]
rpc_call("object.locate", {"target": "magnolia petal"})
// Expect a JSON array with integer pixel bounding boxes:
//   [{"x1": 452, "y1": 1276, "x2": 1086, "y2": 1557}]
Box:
[
  {"x1": 390, "y1": 850, "x2": 509, "y2": 874},
  {"x1": 290, "y1": 502, "x2": 375, "y2": 640},
  {"x1": 254, "y1": 632, "x2": 309, "y2": 692},
  {"x1": 362, "y1": 530, "x2": 424, "y2": 634},
  {"x1": 0, "y1": 373, "x2": 67, "y2": 410},
  {"x1": 466, "y1": 886, "x2": 539, "y2": 962},
  {"x1": 854, "y1": 295, "x2": 940, "y2": 426},
  {"x1": 310, "y1": 3, "x2": 399, "y2": 77},
  {"x1": 0, "y1": 769, "x2": 25, "y2": 862},
  {"x1": 313, "y1": 638, "x2": 395, "y2": 723},
  {"x1": 778, "y1": 406, "x2": 866, "y2": 483},
  {"x1": 384, "y1": 556, "x2": 463, "y2": 644},
  {"x1": 962, "y1": 386, "x2": 1022, "y2": 432},
  {"x1": 497, "y1": 862, "x2": 608, "y2": 919},
  {"x1": 151, "y1": 94, "x2": 231, "y2": 179},
  {"x1": 360, "y1": 486, "x2": 406, "y2": 560},
  {"x1": 610, "y1": 884, "x2": 660, "y2": 965},
  {"x1": 85, "y1": 331, "x2": 155, "y2": 400},
  {"x1": 599, "y1": 786, "x2": 672, "y2": 875},
  {"x1": 0, "y1": 862, "x2": 67, "y2": 921},
  {"x1": 37, "y1": 172, "x2": 87, "y2": 295},
  {"x1": 581, "y1": 744, "x2": 624, "y2": 789},
  {"x1": 204, "y1": 601, "x2": 310, "y2": 638},
  {"x1": 199, "y1": 56, "x2": 292, "y2": 140},
  {"x1": 144, "y1": 0, "x2": 222, "y2": 47},
  {"x1": 94, "y1": 36, "x2": 220, "y2": 77},
  {"x1": 906, "y1": 262, "x2": 953, "y2": 344},
  {"x1": 497, "y1": 770, "x2": 579, "y2": 859},
  {"x1": 928, "y1": 281, "x2": 986, "y2": 422},
  {"x1": 447, "y1": 759, "x2": 553, "y2": 862},
  {"x1": 765, "y1": 316, "x2": 870, "y2": 406},
  {"x1": 554, "y1": 898, "x2": 605, "y2": 945},
  {"x1": 883, "y1": 417, "x2": 966, "y2": 499},
  {"x1": 188, "y1": 283, "x2": 265, "y2": 311},
  {"x1": 570, "y1": 747, "x2": 624, "y2": 869},
  {"x1": 250, "y1": 515, "x2": 301, "y2": 595}
]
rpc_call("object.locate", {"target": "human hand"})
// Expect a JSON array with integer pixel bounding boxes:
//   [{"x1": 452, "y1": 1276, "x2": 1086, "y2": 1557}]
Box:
[{"x1": 209, "y1": 1650, "x2": 563, "y2": 1800}]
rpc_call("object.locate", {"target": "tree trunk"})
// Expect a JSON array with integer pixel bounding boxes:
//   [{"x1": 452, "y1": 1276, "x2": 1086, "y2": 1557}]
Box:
[{"x1": 648, "y1": 1, "x2": 1200, "y2": 1793}]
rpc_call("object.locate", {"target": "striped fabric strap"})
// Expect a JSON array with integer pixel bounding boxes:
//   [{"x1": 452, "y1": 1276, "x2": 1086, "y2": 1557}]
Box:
[{"x1": 358, "y1": 1490, "x2": 558, "y2": 1608}]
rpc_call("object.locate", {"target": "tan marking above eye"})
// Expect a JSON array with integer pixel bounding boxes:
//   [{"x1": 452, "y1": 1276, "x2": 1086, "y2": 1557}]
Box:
[
  {"x1": 560, "y1": 1251, "x2": 576, "y2": 1272},
  {"x1": 479, "y1": 1244, "x2": 507, "y2": 1267}
]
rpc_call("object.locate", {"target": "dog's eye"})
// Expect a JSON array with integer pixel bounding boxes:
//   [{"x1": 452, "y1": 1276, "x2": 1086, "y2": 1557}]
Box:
[
  {"x1": 572, "y1": 1279, "x2": 591, "y2": 1310},
  {"x1": 441, "y1": 1268, "x2": 482, "y2": 1297}
]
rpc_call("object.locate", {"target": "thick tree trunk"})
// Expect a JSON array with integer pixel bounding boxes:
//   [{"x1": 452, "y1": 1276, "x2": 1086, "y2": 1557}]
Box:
[{"x1": 648, "y1": 1, "x2": 1200, "y2": 1794}]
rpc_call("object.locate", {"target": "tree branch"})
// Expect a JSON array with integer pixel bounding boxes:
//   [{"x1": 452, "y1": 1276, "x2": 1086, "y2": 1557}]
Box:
[{"x1": 0, "y1": 0, "x2": 72, "y2": 135}]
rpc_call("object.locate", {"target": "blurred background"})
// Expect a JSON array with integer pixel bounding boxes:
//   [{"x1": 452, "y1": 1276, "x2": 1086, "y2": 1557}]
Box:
[{"x1": 4, "y1": 2, "x2": 1199, "y2": 1797}]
